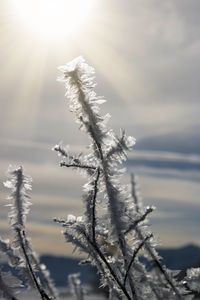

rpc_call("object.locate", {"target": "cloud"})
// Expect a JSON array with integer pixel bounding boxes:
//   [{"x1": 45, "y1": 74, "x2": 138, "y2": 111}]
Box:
[
  {"x1": 88, "y1": 0, "x2": 200, "y2": 139},
  {"x1": 0, "y1": 219, "x2": 74, "y2": 256},
  {"x1": 135, "y1": 130, "x2": 200, "y2": 155},
  {"x1": 150, "y1": 199, "x2": 200, "y2": 247},
  {"x1": 128, "y1": 157, "x2": 200, "y2": 172},
  {"x1": 127, "y1": 149, "x2": 200, "y2": 185}
]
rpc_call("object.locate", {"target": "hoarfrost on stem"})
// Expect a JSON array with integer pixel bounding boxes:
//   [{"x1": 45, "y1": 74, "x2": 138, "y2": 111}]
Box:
[
  {"x1": 54, "y1": 56, "x2": 191, "y2": 299},
  {"x1": 1, "y1": 166, "x2": 58, "y2": 300}
]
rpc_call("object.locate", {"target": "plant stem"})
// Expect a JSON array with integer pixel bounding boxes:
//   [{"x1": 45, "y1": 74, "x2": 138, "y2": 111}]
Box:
[
  {"x1": 75, "y1": 83, "x2": 138, "y2": 298},
  {"x1": 123, "y1": 234, "x2": 153, "y2": 287},
  {"x1": 60, "y1": 162, "x2": 96, "y2": 170},
  {"x1": 79, "y1": 228, "x2": 132, "y2": 300},
  {"x1": 0, "y1": 270, "x2": 18, "y2": 300},
  {"x1": 16, "y1": 228, "x2": 51, "y2": 300},
  {"x1": 92, "y1": 167, "x2": 100, "y2": 243},
  {"x1": 130, "y1": 175, "x2": 183, "y2": 299},
  {"x1": 125, "y1": 207, "x2": 154, "y2": 235},
  {"x1": 136, "y1": 227, "x2": 183, "y2": 299}
]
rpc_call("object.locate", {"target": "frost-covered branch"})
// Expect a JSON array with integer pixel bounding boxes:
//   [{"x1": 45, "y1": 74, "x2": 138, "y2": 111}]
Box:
[
  {"x1": 15, "y1": 228, "x2": 51, "y2": 300},
  {"x1": 55, "y1": 215, "x2": 131, "y2": 299},
  {"x1": 123, "y1": 234, "x2": 153, "y2": 287},
  {"x1": 4, "y1": 166, "x2": 32, "y2": 229},
  {"x1": 91, "y1": 167, "x2": 100, "y2": 243},
  {"x1": 3, "y1": 166, "x2": 58, "y2": 300},
  {"x1": 54, "y1": 56, "x2": 197, "y2": 299},
  {"x1": 60, "y1": 161, "x2": 96, "y2": 170},
  {"x1": 79, "y1": 227, "x2": 132, "y2": 300},
  {"x1": 130, "y1": 173, "x2": 140, "y2": 213},
  {"x1": 55, "y1": 56, "x2": 139, "y2": 298},
  {"x1": 0, "y1": 238, "x2": 20, "y2": 267},
  {"x1": 0, "y1": 268, "x2": 19, "y2": 300},
  {"x1": 124, "y1": 206, "x2": 155, "y2": 235},
  {"x1": 130, "y1": 174, "x2": 185, "y2": 299}
]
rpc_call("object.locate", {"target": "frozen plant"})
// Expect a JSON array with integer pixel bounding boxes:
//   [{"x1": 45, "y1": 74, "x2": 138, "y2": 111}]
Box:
[
  {"x1": 0, "y1": 267, "x2": 21, "y2": 300},
  {"x1": 54, "y1": 56, "x2": 198, "y2": 299},
  {"x1": 0, "y1": 166, "x2": 58, "y2": 300}
]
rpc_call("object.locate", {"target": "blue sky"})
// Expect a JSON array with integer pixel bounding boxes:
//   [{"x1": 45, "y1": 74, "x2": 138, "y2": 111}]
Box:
[{"x1": 0, "y1": 0, "x2": 200, "y2": 256}]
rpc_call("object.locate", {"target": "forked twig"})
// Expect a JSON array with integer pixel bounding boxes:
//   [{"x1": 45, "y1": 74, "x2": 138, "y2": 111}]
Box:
[
  {"x1": 78, "y1": 228, "x2": 132, "y2": 300},
  {"x1": 125, "y1": 206, "x2": 154, "y2": 235},
  {"x1": 123, "y1": 234, "x2": 153, "y2": 287}
]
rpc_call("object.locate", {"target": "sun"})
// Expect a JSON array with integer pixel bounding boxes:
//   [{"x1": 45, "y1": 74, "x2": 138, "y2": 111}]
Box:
[{"x1": 11, "y1": 0, "x2": 93, "y2": 39}]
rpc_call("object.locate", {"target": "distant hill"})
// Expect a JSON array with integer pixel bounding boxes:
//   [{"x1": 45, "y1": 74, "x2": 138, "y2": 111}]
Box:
[
  {"x1": 39, "y1": 255, "x2": 98, "y2": 287},
  {"x1": 158, "y1": 244, "x2": 200, "y2": 270}
]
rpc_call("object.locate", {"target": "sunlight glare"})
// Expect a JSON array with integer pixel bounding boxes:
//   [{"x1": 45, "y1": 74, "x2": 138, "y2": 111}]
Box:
[{"x1": 12, "y1": 0, "x2": 93, "y2": 39}]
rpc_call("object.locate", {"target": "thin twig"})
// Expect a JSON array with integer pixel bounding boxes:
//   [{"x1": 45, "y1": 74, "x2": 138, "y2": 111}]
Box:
[
  {"x1": 130, "y1": 175, "x2": 184, "y2": 299},
  {"x1": 131, "y1": 173, "x2": 139, "y2": 213},
  {"x1": 106, "y1": 134, "x2": 127, "y2": 160},
  {"x1": 16, "y1": 229, "x2": 51, "y2": 300},
  {"x1": 60, "y1": 162, "x2": 96, "y2": 170},
  {"x1": 85, "y1": 112, "x2": 137, "y2": 299},
  {"x1": 124, "y1": 207, "x2": 154, "y2": 235},
  {"x1": 92, "y1": 167, "x2": 100, "y2": 243},
  {"x1": 77, "y1": 226, "x2": 132, "y2": 300},
  {"x1": 53, "y1": 146, "x2": 68, "y2": 158},
  {"x1": 136, "y1": 227, "x2": 183, "y2": 299},
  {"x1": 123, "y1": 234, "x2": 153, "y2": 287}
]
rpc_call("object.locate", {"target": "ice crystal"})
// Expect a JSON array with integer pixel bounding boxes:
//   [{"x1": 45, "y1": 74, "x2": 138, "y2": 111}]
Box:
[
  {"x1": 186, "y1": 268, "x2": 200, "y2": 292},
  {"x1": 4, "y1": 166, "x2": 32, "y2": 229}
]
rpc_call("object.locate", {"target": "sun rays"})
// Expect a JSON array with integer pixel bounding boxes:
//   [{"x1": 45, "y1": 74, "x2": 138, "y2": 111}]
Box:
[{"x1": 3, "y1": 0, "x2": 137, "y2": 115}]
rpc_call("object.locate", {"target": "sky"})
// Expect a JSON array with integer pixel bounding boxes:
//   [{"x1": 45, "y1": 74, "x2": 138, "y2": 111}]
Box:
[{"x1": 0, "y1": 0, "x2": 200, "y2": 256}]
